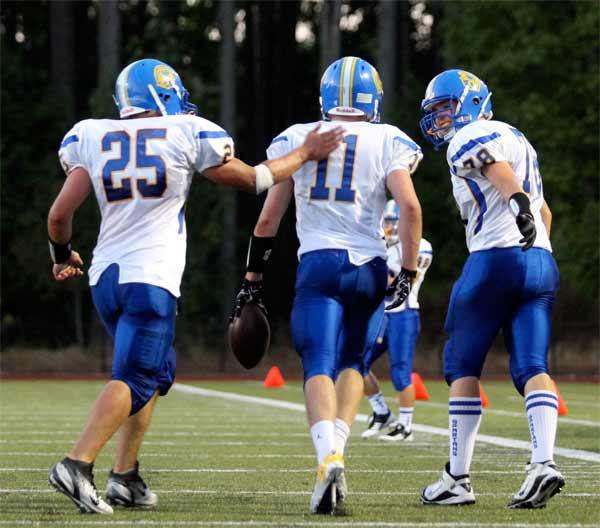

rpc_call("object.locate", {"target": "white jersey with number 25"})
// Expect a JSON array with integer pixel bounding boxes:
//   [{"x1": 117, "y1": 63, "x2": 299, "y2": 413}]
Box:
[
  {"x1": 267, "y1": 120, "x2": 422, "y2": 265},
  {"x1": 58, "y1": 114, "x2": 233, "y2": 297},
  {"x1": 446, "y1": 120, "x2": 551, "y2": 253}
]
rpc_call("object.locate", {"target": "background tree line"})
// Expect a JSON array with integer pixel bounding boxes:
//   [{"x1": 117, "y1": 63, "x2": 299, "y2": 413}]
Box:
[{"x1": 1, "y1": 1, "x2": 598, "y2": 374}]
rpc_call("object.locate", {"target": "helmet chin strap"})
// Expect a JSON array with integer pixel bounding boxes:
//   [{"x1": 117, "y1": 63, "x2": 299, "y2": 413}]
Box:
[{"x1": 148, "y1": 84, "x2": 167, "y2": 116}]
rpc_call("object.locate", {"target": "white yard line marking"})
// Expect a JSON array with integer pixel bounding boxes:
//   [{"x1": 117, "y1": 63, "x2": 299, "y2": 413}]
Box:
[
  {"x1": 173, "y1": 383, "x2": 600, "y2": 463},
  {"x1": 4, "y1": 467, "x2": 598, "y2": 476},
  {"x1": 1, "y1": 488, "x2": 598, "y2": 498},
  {"x1": 0, "y1": 428, "x2": 314, "y2": 438},
  {"x1": 0, "y1": 521, "x2": 596, "y2": 527},
  {"x1": 417, "y1": 401, "x2": 600, "y2": 427}
]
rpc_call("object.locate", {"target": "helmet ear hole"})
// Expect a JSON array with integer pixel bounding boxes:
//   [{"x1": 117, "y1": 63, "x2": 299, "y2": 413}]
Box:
[{"x1": 473, "y1": 96, "x2": 480, "y2": 105}]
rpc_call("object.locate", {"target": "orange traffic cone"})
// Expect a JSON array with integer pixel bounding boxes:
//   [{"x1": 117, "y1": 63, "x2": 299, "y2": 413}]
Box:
[
  {"x1": 552, "y1": 380, "x2": 568, "y2": 416},
  {"x1": 264, "y1": 366, "x2": 285, "y2": 388},
  {"x1": 411, "y1": 372, "x2": 430, "y2": 401},
  {"x1": 479, "y1": 383, "x2": 489, "y2": 408}
]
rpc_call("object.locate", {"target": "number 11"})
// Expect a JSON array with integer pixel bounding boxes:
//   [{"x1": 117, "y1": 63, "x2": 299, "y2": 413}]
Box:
[{"x1": 310, "y1": 134, "x2": 357, "y2": 202}]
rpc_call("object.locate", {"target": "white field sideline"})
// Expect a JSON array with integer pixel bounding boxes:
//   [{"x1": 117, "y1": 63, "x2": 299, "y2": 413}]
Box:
[{"x1": 173, "y1": 383, "x2": 600, "y2": 464}]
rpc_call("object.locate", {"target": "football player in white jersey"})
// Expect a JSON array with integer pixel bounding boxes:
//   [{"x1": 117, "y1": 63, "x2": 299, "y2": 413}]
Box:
[
  {"x1": 46, "y1": 58, "x2": 343, "y2": 515},
  {"x1": 361, "y1": 200, "x2": 433, "y2": 442},
  {"x1": 418, "y1": 70, "x2": 563, "y2": 509},
  {"x1": 232, "y1": 57, "x2": 423, "y2": 514}
]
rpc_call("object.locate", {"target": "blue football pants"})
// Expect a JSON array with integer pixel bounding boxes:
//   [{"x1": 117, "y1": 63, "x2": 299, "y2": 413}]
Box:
[
  {"x1": 362, "y1": 304, "x2": 421, "y2": 392},
  {"x1": 291, "y1": 249, "x2": 387, "y2": 382},
  {"x1": 443, "y1": 247, "x2": 559, "y2": 394},
  {"x1": 91, "y1": 264, "x2": 177, "y2": 415}
]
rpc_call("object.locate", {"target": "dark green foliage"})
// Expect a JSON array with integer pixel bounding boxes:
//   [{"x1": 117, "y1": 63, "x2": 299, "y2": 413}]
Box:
[
  {"x1": 0, "y1": 0, "x2": 597, "y2": 354},
  {"x1": 440, "y1": 0, "x2": 599, "y2": 304}
]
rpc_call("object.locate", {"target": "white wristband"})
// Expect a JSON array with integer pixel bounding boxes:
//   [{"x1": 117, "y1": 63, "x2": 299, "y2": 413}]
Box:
[{"x1": 254, "y1": 163, "x2": 275, "y2": 195}]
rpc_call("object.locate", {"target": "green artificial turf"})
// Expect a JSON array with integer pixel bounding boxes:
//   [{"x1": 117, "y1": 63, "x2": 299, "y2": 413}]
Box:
[{"x1": 0, "y1": 379, "x2": 598, "y2": 527}]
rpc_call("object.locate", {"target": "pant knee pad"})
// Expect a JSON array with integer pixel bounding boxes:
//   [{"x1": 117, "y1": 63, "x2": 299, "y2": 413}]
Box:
[
  {"x1": 304, "y1": 366, "x2": 336, "y2": 382},
  {"x1": 511, "y1": 366, "x2": 549, "y2": 396},
  {"x1": 391, "y1": 370, "x2": 411, "y2": 392}
]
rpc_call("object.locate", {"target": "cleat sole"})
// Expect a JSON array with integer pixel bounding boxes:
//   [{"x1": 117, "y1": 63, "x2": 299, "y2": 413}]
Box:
[{"x1": 508, "y1": 475, "x2": 565, "y2": 509}]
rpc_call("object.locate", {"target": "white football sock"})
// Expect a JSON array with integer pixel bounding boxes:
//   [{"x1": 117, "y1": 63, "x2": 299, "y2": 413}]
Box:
[
  {"x1": 334, "y1": 418, "x2": 350, "y2": 456},
  {"x1": 367, "y1": 391, "x2": 389, "y2": 415},
  {"x1": 448, "y1": 397, "x2": 482, "y2": 477},
  {"x1": 524, "y1": 390, "x2": 558, "y2": 463},
  {"x1": 310, "y1": 420, "x2": 336, "y2": 464},
  {"x1": 398, "y1": 407, "x2": 414, "y2": 432}
]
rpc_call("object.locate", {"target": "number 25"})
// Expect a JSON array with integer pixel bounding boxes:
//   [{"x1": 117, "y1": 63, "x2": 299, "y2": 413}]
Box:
[{"x1": 102, "y1": 129, "x2": 167, "y2": 202}]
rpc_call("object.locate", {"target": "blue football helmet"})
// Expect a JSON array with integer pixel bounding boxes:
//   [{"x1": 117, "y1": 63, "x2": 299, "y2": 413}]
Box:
[
  {"x1": 419, "y1": 69, "x2": 492, "y2": 148},
  {"x1": 382, "y1": 199, "x2": 400, "y2": 245},
  {"x1": 320, "y1": 57, "x2": 384, "y2": 123},
  {"x1": 113, "y1": 58, "x2": 197, "y2": 118}
]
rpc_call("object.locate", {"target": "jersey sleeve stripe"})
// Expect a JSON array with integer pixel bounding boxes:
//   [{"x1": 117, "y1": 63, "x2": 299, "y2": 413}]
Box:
[
  {"x1": 270, "y1": 136, "x2": 288, "y2": 145},
  {"x1": 60, "y1": 135, "x2": 79, "y2": 148},
  {"x1": 461, "y1": 177, "x2": 487, "y2": 234},
  {"x1": 197, "y1": 131, "x2": 230, "y2": 139},
  {"x1": 393, "y1": 136, "x2": 420, "y2": 151},
  {"x1": 450, "y1": 132, "x2": 501, "y2": 163},
  {"x1": 419, "y1": 250, "x2": 433, "y2": 254}
]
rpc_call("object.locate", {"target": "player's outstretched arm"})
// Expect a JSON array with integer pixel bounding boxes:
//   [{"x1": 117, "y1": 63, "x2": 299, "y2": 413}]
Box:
[
  {"x1": 230, "y1": 180, "x2": 294, "y2": 321},
  {"x1": 203, "y1": 125, "x2": 344, "y2": 195},
  {"x1": 47, "y1": 167, "x2": 92, "y2": 281},
  {"x1": 483, "y1": 161, "x2": 536, "y2": 250},
  {"x1": 386, "y1": 169, "x2": 422, "y2": 271}
]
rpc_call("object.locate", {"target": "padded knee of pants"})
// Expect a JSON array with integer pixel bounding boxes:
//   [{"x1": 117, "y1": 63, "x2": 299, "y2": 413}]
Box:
[
  {"x1": 116, "y1": 376, "x2": 156, "y2": 415},
  {"x1": 338, "y1": 350, "x2": 363, "y2": 376},
  {"x1": 443, "y1": 343, "x2": 484, "y2": 387},
  {"x1": 391, "y1": 369, "x2": 411, "y2": 392},
  {"x1": 303, "y1": 364, "x2": 336, "y2": 382},
  {"x1": 510, "y1": 365, "x2": 549, "y2": 396},
  {"x1": 113, "y1": 327, "x2": 172, "y2": 415}
]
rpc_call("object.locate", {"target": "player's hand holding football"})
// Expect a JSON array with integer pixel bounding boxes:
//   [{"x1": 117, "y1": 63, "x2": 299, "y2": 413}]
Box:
[
  {"x1": 52, "y1": 251, "x2": 84, "y2": 281},
  {"x1": 385, "y1": 267, "x2": 417, "y2": 311},
  {"x1": 230, "y1": 278, "x2": 267, "y2": 322},
  {"x1": 301, "y1": 124, "x2": 345, "y2": 161}
]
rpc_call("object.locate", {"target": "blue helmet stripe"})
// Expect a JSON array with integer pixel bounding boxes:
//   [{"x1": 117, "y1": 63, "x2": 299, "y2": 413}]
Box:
[{"x1": 341, "y1": 57, "x2": 357, "y2": 107}]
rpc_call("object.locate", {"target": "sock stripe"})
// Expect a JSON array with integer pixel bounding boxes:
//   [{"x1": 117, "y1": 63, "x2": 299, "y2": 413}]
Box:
[
  {"x1": 525, "y1": 392, "x2": 557, "y2": 403},
  {"x1": 449, "y1": 400, "x2": 482, "y2": 406},
  {"x1": 449, "y1": 410, "x2": 482, "y2": 415},
  {"x1": 526, "y1": 401, "x2": 558, "y2": 412},
  {"x1": 399, "y1": 410, "x2": 413, "y2": 414}
]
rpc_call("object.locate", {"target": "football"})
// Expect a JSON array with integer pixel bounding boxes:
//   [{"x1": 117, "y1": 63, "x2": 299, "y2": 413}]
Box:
[{"x1": 228, "y1": 302, "x2": 271, "y2": 369}]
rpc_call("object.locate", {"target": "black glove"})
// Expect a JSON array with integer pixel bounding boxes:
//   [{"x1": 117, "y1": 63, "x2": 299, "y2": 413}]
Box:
[
  {"x1": 385, "y1": 267, "x2": 417, "y2": 311},
  {"x1": 230, "y1": 279, "x2": 267, "y2": 322},
  {"x1": 509, "y1": 192, "x2": 536, "y2": 251},
  {"x1": 516, "y1": 212, "x2": 536, "y2": 251}
]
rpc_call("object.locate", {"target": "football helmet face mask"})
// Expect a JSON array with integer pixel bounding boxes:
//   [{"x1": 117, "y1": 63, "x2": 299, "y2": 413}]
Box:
[
  {"x1": 113, "y1": 58, "x2": 197, "y2": 118},
  {"x1": 419, "y1": 69, "x2": 492, "y2": 148},
  {"x1": 320, "y1": 56, "x2": 384, "y2": 123},
  {"x1": 382, "y1": 199, "x2": 400, "y2": 246}
]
